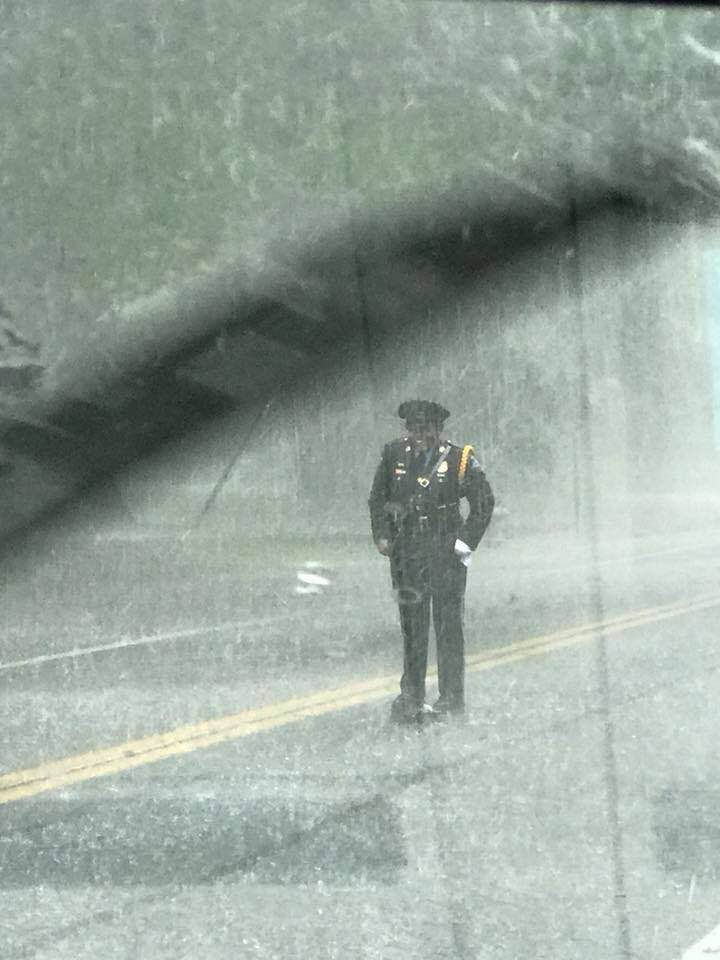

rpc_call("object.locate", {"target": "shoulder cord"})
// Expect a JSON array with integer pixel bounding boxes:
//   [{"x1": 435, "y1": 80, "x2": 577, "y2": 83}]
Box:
[{"x1": 458, "y1": 444, "x2": 474, "y2": 484}]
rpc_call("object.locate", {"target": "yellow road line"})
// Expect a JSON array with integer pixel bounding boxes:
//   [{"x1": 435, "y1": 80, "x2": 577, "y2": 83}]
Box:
[
  {"x1": 2, "y1": 593, "x2": 719, "y2": 806},
  {"x1": 464, "y1": 592, "x2": 720, "y2": 672}
]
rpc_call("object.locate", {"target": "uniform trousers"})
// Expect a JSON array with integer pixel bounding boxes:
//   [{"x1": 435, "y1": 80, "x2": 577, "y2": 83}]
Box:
[{"x1": 391, "y1": 532, "x2": 467, "y2": 708}]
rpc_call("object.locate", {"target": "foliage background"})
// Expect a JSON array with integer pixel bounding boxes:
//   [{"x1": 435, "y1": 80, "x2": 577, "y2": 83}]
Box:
[{"x1": 1, "y1": 1, "x2": 719, "y2": 536}]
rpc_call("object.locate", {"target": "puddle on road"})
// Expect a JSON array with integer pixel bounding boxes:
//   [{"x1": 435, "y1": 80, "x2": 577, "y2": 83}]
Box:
[
  {"x1": 653, "y1": 786, "x2": 720, "y2": 880},
  {"x1": 247, "y1": 796, "x2": 406, "y2": 886},
  {"x1": 1, "y1": 793, "x2": 406, "y2": 889}
]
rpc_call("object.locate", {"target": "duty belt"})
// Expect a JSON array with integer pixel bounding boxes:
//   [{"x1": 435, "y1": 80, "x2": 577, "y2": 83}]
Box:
[{"x1": 404, "y1": 501, "x2": 460, "y2": 535}]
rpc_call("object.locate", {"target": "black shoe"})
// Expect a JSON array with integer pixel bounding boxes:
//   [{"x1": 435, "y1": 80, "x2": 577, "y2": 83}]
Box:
[
  {"x1": 416, "y1": 702, "x2": 442, "y2": 725},
  {"x1": 432, "y1": 697, "x2": 466, "y2": 719},
  {"x1": 390, "y1": 695, "x2": 437, "y2": 726},
  {"x1": 390, "y1": 695, "x2": 421, "y2": 725}
]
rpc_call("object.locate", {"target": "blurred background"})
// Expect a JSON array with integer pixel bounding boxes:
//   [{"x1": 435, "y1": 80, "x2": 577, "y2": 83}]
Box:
[{"x1": 0, "y1": 0, "x2": 719, "y2": 545}]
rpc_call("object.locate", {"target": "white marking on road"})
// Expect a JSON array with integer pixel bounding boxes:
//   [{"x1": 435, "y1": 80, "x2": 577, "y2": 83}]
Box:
[
  {"x1": 296, "y1": 571, "x2": 331, "y2": 587},
  {"x1": 0, "y1": 613, "x2": 296, "y2": 673},
  {"x1": 677, "y1": 922, "x2": 720, "y2": 959},
  {"x1": 683, "y1": 33, "x2": 720, "y2": 67}
]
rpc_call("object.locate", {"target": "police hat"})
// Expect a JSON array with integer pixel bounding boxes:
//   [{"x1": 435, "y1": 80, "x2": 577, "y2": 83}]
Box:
[{"x1": 398, "y1": 400, "x2": 450, "y2": 425}]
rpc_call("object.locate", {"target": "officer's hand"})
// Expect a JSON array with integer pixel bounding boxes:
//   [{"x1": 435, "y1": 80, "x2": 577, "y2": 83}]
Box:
[{"x1": 376, "y1": 538, "x2": 391, "y2": 556}]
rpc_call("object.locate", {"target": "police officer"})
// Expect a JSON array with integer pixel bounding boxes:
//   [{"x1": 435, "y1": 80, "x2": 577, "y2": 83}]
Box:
[{"x1": 369, "y1": 400, "x2": 494, "y2": 724}]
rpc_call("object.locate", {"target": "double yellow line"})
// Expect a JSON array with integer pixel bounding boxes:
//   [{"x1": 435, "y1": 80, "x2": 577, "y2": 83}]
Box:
[{"x1": 2, "y1": 592, "x2": 718, "y2": 806}]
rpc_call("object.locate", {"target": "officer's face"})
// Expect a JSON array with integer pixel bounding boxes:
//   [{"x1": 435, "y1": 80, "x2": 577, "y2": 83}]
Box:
[{"x1": 407, "y1": 418, "x2": 441, "y2": 450}]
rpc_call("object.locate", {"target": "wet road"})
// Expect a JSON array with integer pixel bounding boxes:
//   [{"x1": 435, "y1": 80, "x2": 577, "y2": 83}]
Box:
[{"x1": 2, "y1": 526, "x2": 720, "y2": 959}]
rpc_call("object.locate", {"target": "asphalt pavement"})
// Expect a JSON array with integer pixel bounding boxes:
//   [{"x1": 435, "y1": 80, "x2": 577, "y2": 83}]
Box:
[{"x1": 2, "y1": 523, "x2": 720, "y2": 959}]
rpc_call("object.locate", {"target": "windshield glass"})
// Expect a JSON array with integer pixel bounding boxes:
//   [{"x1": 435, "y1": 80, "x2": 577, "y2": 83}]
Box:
[{"x1": 2, "y1": 3, "x2": 720, "y2": 959}]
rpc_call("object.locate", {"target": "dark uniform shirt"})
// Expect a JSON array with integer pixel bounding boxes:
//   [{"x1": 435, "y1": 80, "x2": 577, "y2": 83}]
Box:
[{"x1": 369, "y1": 437, "x2": 494, "y2": 592}]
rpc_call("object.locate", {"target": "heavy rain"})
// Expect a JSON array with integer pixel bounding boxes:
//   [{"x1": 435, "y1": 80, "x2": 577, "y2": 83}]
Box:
[{"x1": 2, "y1": 2, "x2": 720, "y2": 958}]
